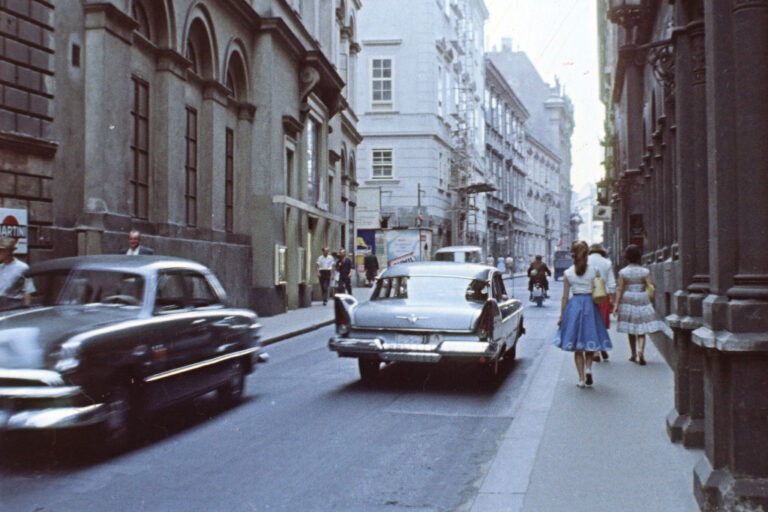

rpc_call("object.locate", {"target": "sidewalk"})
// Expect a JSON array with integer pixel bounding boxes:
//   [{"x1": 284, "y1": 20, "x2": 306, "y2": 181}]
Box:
[
  {"x1": 472, "y1": 322, "x2": 703, "y2": 512},
  {"x1": 257, "y1": 286, "x2": 372, "y2": 345}
]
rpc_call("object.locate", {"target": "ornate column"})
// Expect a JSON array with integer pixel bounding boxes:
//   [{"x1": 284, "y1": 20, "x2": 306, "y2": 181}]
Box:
[
  {"x1": 665, "y1": 1, "x2": 708, "y2": 449},
  {"x1": 692, "y1": 1, "x2": 768, "y2": 509}
]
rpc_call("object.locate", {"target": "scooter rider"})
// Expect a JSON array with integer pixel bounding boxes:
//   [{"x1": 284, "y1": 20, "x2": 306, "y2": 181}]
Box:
[{"x1": 527, "y1": 255, "x2": 552, "y2": 300}]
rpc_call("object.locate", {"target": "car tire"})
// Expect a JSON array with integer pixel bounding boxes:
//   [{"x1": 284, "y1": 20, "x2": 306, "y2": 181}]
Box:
[
  {"x1": 218, "y1": 358, "x2": 246, "y2": 407},
  {"x1": 505, "y1": 342, "x2": 517, "y2": 361},
  {"x1": 480, "y1": 356, "x2": 500, "y2": 385},
  {"x1": 100, "y1": 380, "x2": 138, "y2": 454},
  {"x1": 358, "y1": 359, "x2": 380, "y2": 383}
]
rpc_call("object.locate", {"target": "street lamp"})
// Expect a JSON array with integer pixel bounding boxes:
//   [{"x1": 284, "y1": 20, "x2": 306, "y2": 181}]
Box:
[{"x1": 607, "y1": 0, "x2": 647, "y2": 28}]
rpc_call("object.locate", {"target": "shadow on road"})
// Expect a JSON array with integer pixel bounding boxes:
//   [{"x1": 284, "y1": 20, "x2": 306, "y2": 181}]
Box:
[{"x1": 0, "y1": 391, "x2": 262, "y2": 472}]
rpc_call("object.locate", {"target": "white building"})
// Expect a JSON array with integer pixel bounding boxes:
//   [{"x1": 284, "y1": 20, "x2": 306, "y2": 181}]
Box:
[{"x1": 355, "y1": 0, "x2": 489, "y2": 251}]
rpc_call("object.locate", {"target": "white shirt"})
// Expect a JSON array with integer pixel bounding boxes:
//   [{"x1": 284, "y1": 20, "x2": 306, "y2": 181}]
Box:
[
  {"x1": 0, "y1": 258, "x2": 35, "y2": 299},
  {"x1": 564, "y1": 264, "x2": 599, "y2": 295},
  {"x1": 587, "y1": 253, "x2": 617, "y2": 294},
  {"x1": 316, "y1": 255, "x2": 335, "y2": 271},
  {"x1": 126, "y1": 247, "x2": 140, "y2": 256}
]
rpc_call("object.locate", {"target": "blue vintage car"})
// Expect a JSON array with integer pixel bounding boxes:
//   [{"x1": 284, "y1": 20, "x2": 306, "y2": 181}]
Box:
[
  {"x1": 328, "y1": 262, "x2": 524, "y2": 383},
  {"x1": 0, "y1": 255, "x2": 265, "y2": 450}
]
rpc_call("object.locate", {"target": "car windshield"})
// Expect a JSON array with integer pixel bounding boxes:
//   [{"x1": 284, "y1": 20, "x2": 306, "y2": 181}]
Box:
[
  {"x1": 371, "y1": 276, "x2": 489, "y2": 304},
  {"x1": 57, "y1": 269, "x2": 145, "y2": 307},
  {"x1": 27, "y1": 269, "x2": 71, "y2": 306}
]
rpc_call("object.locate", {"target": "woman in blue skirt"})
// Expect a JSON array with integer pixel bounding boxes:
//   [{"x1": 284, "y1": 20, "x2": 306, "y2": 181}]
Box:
[{"x1": 552, "y1": 241, "x2": 613, "y2": 388}]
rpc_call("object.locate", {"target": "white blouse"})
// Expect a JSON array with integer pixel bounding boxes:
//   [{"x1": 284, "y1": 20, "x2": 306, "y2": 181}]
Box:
[{"x1": 565, "y1": 264, "x2": 598, "y2": 295}]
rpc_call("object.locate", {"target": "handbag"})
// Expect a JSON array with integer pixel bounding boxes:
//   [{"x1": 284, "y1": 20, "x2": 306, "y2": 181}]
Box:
[
  {"x1": 592, "y1": 268, "x2": 608, "y2": 304},
  {"x1": 646, "y1": 274, "x2": 656, "y2": 301}
]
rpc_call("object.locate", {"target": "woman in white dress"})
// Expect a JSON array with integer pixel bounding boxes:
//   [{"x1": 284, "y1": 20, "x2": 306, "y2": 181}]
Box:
[{"x1": 612, "y1": 244, "x2": 672, "y2": 365}]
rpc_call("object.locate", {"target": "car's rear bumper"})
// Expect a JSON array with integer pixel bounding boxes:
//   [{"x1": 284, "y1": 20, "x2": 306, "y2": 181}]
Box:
[
  {"x1": 0, "y1": 369, "x2": 107, "y2": 431},
  {"x1": 328, "y1": 337, "x2": 502, "y2": 363}
]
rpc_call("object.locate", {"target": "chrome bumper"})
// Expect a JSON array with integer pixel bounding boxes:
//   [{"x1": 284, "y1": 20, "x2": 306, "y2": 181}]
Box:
[
  {"x1": 0, "y1": 369, "x2": 107, "y2": 431},
  {"x1": 328, "y1": 337, "x2": 501, "y2": 363}
]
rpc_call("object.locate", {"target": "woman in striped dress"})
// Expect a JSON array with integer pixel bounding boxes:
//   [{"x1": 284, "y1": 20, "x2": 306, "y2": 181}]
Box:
[{"x1": 612, "y1": 244, "x2": 672, "y2": 365}]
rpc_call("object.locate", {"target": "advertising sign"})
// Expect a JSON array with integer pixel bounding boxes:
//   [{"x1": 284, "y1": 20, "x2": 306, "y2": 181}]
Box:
[
  {"x1": 593, "y1": 205, "x2": 612, "y2": 222},
  {"x1": 385, "y1": 230, "x2": 422, "y2": 266},
  {"x1": 355, "y1": 187, "x2": 381, "y2": 228},
  {"x1": 0, "y1": 208, "x2": 28, "y2": 255}
]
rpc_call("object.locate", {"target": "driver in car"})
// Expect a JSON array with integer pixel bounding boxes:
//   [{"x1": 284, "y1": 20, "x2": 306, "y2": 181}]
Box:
[{"x1": 527, "y1": 254, "x2": 551, "y2": 300}]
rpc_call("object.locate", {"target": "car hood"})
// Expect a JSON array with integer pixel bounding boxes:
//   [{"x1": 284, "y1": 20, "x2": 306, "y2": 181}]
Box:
[
  {"x1": 351, "y1": 300, "x2": 481, "y2": 331},
  {"x1": 0, "y1": 306, "x2": 141, "y2": 370}
]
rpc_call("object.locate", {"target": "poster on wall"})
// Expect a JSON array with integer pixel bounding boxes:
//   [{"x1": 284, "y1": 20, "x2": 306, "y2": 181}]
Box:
[
  {"x1": 386, "y1": 230, "x2": 422, "y2": 266},
  {"x1": 0, "y1": 208, "x2": 28, "y2": 255}
]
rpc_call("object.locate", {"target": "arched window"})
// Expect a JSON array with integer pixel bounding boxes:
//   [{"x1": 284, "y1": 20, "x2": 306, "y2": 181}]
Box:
[
  {"x1": 224, "y1": 50, "x2": 248, "y2": 102},
  {"x1": 132, "y1": 1, "x2": 151, "y2": 39},
  {"x1": 185, "y1": 17, "x2": 215, "y2": 79}
]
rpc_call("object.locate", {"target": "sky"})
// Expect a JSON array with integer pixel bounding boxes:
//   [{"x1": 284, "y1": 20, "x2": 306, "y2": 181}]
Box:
[{"x1": 483, "y1": 0, "x2": 604, "y2": 193}]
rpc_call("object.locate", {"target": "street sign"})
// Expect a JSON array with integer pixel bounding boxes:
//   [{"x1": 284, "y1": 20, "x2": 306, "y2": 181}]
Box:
[{"x1": 0, "y1": 208, "x2": 28, "y2": 254}]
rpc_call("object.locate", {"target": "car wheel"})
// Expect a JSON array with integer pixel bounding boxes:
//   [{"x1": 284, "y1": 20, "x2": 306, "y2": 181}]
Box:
[
  {"x1": 506, "y1": 342, "x2": 517, "y2": 361},
  {"x1": 358, "y1": 359, "x2": 380, "y2": 383},
  {"x1": 218, "y1": 358, "x2": 246, "y2": 407},
  {"x1": 101, "y1": 381, "x2": 137, "y2": 453},
  {"x1": 480, "y1": 356, "x2": 500, "y2": 384}
]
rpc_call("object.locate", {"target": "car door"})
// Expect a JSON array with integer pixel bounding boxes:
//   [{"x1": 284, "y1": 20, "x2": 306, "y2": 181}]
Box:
[{"x1": 492, "y1": 272, "x2": 517, "y2": 344}]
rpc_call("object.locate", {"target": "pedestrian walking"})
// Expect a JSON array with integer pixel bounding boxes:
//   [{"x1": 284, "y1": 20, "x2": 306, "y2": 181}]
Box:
[
  {"x1": 124, "y1": 230, "x2": 154, "y2": 255},
  {"x1": 316, "y1": 247, "x2": 335, "y2": 305},
  {"x1": 0, "y1": 236, "x2": 35, "y2": 311},
  {"x1": 588, "y1": 243, "x2": 617, "y2": 362},
  {"x1": 363, "y1": 249, "x2": 379, "y2": 287},
  {"x1": 552, "y1": 241, "x2": 612, "y2": 388},
  {"x1": 612, "y1": 244, "x2": 672, "y2": 366},
  {"x1": 336, "y1": 248, "x2": 353, "y2": 294}
]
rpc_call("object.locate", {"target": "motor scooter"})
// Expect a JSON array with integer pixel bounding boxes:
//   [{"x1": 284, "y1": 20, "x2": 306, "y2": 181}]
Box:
[{"x1": 531, "y1": 282, "x2": 545, "y2": 307}]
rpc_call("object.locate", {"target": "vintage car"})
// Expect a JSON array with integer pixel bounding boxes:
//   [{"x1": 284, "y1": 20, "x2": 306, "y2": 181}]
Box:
[
  {"x1": 328, "y1": 262, "x2": 524, "y2": 383},
  {"x1": 0, "y1": 255, "x2": 265, "y2": 448},
  {"x1": 433, "y1": 245, "x2": 485, "y2": 264}
]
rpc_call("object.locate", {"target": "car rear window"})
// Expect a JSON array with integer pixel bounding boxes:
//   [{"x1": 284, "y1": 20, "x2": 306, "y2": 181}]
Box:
[{"x1": 371, "y1": 276, "x2": 488, "y2": 304}]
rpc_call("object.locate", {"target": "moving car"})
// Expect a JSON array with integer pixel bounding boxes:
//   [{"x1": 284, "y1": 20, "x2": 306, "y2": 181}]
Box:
[
  {"x1": 328, "y1": 262, "x2": 524, "y2": 383},
  {"x1": 433, "y1": 245, "x2": 484, "y2": 264},
  {"x1": 0, "y1": 255, "x2": 265, "y2": 449}
]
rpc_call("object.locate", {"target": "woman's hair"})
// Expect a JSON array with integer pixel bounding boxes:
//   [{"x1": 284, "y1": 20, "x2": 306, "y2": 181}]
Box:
[
  {"x1": 571, "y1": 240, "x2": 589, "y2": 276},
  {"x1": 624, "y1": 244, "x2": 642, "y2": 264}
]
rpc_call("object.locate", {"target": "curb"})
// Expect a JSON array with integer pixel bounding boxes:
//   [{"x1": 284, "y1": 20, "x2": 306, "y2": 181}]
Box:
[{"x1": 261, "y1": 319, "x2": 334, "y2": 346}]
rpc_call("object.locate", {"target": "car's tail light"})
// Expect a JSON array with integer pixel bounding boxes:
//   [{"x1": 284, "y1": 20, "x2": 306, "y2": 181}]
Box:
[
  {"x1": 476, "y1": 301, "x2": 495, "y2": 341},
  {"x1": 335, "y1": 297, "x2": 351, "y2": 335}
]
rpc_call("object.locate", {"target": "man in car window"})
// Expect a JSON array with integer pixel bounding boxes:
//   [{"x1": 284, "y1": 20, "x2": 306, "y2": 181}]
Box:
[{"x1": 0, "y1": 236, "x2": 35, "y2": 310}]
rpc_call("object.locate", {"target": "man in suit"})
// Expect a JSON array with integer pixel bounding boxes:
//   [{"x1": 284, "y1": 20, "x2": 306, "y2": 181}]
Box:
[{"x1": 125, "y1": 230, "x2": 154, "y2": 255}]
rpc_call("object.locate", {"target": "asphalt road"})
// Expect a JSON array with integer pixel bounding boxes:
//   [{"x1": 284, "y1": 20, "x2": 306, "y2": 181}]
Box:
[{"x1": 0, "y1": 277, "x2": 562, "y2": 512}]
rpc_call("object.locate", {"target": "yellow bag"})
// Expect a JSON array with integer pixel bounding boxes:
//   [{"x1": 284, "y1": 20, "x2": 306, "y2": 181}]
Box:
[
  {"x1": 646, "y1": 274, "x2": 656, "y2": 301},
  {"x1": 592, "y1": 268, "x2": 608, "y2": 304}
]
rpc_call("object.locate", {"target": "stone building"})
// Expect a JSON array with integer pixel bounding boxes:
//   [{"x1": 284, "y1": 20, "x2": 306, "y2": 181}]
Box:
[
  {"x1": 0, "y1": 0, "x2": 362, "y2": 315},
  {"x1": 482, "y1": 57, "x2": 528, "y2": 263},
  {"x1": 355, "y1": 0, "x2": 488, "y2": 251},
  {"x1": 486, "y1": 43, "x2": 574, "y2": 268},
  {"x1": 600, "y1": 0, "x2": 768, "y2": 509}
]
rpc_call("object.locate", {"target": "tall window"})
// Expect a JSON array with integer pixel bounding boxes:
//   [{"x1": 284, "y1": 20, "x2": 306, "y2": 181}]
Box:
[
  {"x1": 225, "y1": 128, "x2": 234, "y2": 233},
  {"x1": 437, "y1": 65, "x2": 444, "y2": 117},
  {"x1": 185, "y1": 107, "x2": 198, "y2": 226},
  {"x1": 372, "y1": 149, "x2": 393, "y2": 179},
  {"x1": 371, "y1": 58, "x2": 393, "y2": 106},
  {"x1": 306, "y1": 118, "x2": 319, "y2": 205},
  {"x1": 131, "y1": 77, "x2": 149, "y2": 219},
  {"x1": 285, "y1": 147, "x2": 295, "y2": 197}
]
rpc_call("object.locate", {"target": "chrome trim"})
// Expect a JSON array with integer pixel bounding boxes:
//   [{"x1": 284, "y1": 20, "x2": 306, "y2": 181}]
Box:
[
  {"x1": 0, "y1": 386, "x2": 81, "y2": 399},
  {"x1": 144, "y1": 347, "x2": 258, "y2": 383},
  {"x1": 0, "y1": 369, "x2": 65, "y2": 386},
  {"x1": 380, "y1": 352, "x2": 441, "y2": 363},
  {"x1": 330, "y1": 337, "x2": 500, "y2": 360},
  {"x1": 2, "y1": 404, "x2": 106, "y2": 430},
  {"x1": 350, "y1": 326, "x2": 475, "y2": 334}
]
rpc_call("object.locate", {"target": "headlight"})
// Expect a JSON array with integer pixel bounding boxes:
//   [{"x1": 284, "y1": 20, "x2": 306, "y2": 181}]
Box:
[{"x1": 53, "y1": 340, "x2": 81, "y2": 372}]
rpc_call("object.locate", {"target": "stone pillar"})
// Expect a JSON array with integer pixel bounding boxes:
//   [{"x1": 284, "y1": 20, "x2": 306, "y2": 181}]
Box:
[
  {"x1": 665, "y1": 10, "x2": 708, "y2": 448},
  {"x1": 692, "y1": 1, "x2": 768, "y2": 509}
]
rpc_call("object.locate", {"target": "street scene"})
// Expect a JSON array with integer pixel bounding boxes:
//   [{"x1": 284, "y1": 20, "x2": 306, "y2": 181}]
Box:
[{"x1": 1, "y1": 0, "x2": 767, "y2": 511}]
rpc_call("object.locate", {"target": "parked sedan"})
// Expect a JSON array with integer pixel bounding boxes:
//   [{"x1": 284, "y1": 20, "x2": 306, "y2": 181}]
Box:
[
  {"x1": 0, "y1": 255, "x2": 265, "y2": 449},
  {"x1": 328, "y1": 262, "x2": 524, "y2": 383}
]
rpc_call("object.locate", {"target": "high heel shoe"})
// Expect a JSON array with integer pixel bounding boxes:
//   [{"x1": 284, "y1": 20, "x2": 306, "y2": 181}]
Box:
[{"x1": 638, "y1": 354, "x2": 646, "y2": 366}]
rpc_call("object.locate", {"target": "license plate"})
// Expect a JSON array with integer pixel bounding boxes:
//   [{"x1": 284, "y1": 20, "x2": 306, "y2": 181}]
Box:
[{"x1": 396, "y1": 334, "x2": 427, "y2": 344}]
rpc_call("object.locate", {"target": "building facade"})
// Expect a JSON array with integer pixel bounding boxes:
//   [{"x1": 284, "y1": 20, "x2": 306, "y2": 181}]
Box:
[
  {"x1": 482, "y1": 57, "x2": 528, "y2": 263},
  {"x1": 0, "y1": 0, "x2": 362, "y2": 316},
  {"x1": 600, "y1": 0, "x2": 768, "y2": 510},
  {"x1": 355, "y1": 0, "x2": 488, "y2": 252},
  {"x1": 486, "y1": 44, "x2": 574, "y2": 268}
]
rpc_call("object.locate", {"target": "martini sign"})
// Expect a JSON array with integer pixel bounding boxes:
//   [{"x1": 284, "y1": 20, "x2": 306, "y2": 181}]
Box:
[{"x1": 0, "y1": 208, "x2": 28, "y2": 255}]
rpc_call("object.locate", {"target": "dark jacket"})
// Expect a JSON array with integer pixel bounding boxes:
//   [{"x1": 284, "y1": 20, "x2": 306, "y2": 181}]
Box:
[
  {"x1": 527, "y1": 261, "x2": 551, "y2": 282},
  {"x1": 124, "y1": 246, "x2": 154, "y2": 255}
]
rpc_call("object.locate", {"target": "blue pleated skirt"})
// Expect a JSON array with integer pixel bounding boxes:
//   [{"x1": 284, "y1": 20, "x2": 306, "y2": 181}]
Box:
[{"x1": 552, "y1": 294, "x2": 613, "y2": 352}]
